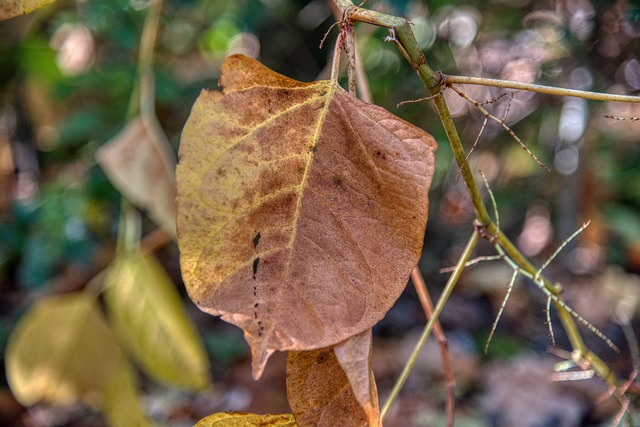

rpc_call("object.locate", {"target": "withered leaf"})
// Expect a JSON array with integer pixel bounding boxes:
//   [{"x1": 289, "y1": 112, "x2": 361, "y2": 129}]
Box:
[
  {"x1": 97, "y1": 117, "x2": 177, "y2": 237},
  {"x1": 287, "y1": 332, "x2": 379, "y2": 427},
  {"x1": 177, "y1": 54, "x2": 436, "y2": 378},
  {"x1": 333, "y1": 330, "x2": 380, "y2": 427},
  {"x1": 195, "y1": 412, "x2": 297, "y2": 427}
]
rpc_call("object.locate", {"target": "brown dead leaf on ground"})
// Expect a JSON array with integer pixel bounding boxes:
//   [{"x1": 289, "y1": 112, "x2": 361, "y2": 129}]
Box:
[{"x1": 177, "y1": 54, "x2": 436, "y2": 378}]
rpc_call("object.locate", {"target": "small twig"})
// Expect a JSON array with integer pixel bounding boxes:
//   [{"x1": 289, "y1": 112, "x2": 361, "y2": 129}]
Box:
[
  {"x1": 485, "y1": 268, "x2": 518, "y2": 353},
  {"x1": 320, "y1": 21, "x2": 341, "y2": 49},
  {"x1": 487, "y1": 235, "x2": 619, "y2": 353},
  {"x1": 138, "y1": 0, "x2": 163, "y2": 121},
  {"x1": 438, "y1": 254, "x2": 504, "y2": 273},
  {"x1": 411, "y1": 267, "x2": 455, "y2": 427},
  {"x1": 480, "y1": 170, "x2": 499, "y2": 232},
  {"x1": 445, "y1": 75, "x2": 640, "y2": 103},
  {"x1": 355, "y1": 42, "x2": 373, "y2": 103},
  {"x1": 343, "y1": 21, "x2": 356, "y2": 95},
  {"x1": 479, "y1": 91, "x2": 510, "y2": 106},
  {"x1": 396, "y1": 93, "x2": 439, "y2": 108},
  {"x1": 545, "y1": 295, "x2": 556, "y2": 347},
  {"x1": 461, "y1": 116, "x2": 487, "y2": 169},
  {"x1": 448, "y1": 83, "x2": 550, "y2": 171},
  {"x1": 533, "y1": 221, "x2": 591, "y2": 282}
]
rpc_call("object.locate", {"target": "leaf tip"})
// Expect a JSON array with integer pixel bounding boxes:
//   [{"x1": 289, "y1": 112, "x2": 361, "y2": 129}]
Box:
[{"x1": 251, "y1": 346, "x2": 275, "y2": 380}]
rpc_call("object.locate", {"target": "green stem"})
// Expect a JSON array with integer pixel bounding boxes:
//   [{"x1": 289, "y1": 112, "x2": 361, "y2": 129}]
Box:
[
  {"x1": 381, "y1": 231, "x2": 479, "y2": 421},
  {"x1": 391, "y1": 24, "x2": 491, "y2": 224},
  {"x1": 138, "y1": 0, "x2": 163, "y2": 120},
  {"x1": 445, "y1": 75, "x2": 640, "y2": 103}
]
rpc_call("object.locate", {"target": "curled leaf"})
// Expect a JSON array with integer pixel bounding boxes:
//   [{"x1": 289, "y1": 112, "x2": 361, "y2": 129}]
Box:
[{"x1": 177, "y1": 54, "x2": 436, "y2": 378}]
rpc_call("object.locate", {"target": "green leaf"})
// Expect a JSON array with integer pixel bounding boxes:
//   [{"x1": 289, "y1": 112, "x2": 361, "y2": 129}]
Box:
[
  {"x1": 0, "y1": 0, "x2": 56, "y2": 20},
  {"x1": 6, "y1": 292, "x2": 124, "y2": 406},
  {"x1": 195, "y1": 412, "x2": 297, "y2": 427},
  {"x1": 104, "y1": 253, "x2": 211, "y2": 390}
]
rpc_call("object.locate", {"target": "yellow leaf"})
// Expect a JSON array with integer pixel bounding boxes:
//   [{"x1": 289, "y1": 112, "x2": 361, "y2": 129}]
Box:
[
  {"x1": 104, "y1": 253, "x2": 211, "y2": 390},
  {"x1": 195, "y1": 412, "x2": 297, "y2": 427},
  {"x1": 177, "y1": 54, "x2": 437, "y2": 379},
  {"x1": 97, "y1": 117, "x2": 177, "y2": 237},
  {"x1": 0, "y1": 0, "x2": 55, "y2": 20},
  {"x1": 6, "y1": 292, "x2": 124, "y2": 406},
  {"x1": 103, "y1": 358, "x2": 154, "y2": 427}
]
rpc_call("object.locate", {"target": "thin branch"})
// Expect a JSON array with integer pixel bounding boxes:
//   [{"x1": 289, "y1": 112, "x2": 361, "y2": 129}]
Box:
[
  {"x1": 545, "y1": 295, "x2": 556, "y2": 348},
  {"x1": 445, "y1": 75, "x2": 640, "y2": 103},
  {"x1": 485, "y1": 268, "x2": 518, "y2": 353},
  {"x1": 438, "y1": 254, "x2": 504, "y2": 273},
  {"x1": 448, "y1": 83, "x2": 550, "y2": 171},
  {"x1": 138, "y1": 0, "x2": 163, "y2": 121},
  {"x1": 355, "y1": 42, "x2": 373, "y2": 103},
  {"x1": 381, "y1": 231, "x2": 479, "y2": 421},
  {"x1": 411, "y1": 267, "x2": 455, "y2": 427},
  {"x1": 534, "y1": 221, "x2": 591, "y2": 282}
]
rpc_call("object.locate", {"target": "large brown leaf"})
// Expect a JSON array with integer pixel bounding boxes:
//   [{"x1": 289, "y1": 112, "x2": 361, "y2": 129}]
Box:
[{"x1": 177, "y1": 54, "x2": 436, "y2": 378}]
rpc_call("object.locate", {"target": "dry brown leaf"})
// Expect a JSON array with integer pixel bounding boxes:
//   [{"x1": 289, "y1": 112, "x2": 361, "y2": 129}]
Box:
[
  {"x1": 287, "y1": 334, "x2": 378, "y2": 427},
  {"x1": 97, "y1": 117, "x2": 176, "y2": 237},
  {"x1": 195, "y1": 412, "x2": 297, "y2": 427},
  {"x1": 177, "y1": 54, "x2": 436, "y2": 378},
  {"x1": 334, "y1": 330, "x2": 380, "y2": 427}
]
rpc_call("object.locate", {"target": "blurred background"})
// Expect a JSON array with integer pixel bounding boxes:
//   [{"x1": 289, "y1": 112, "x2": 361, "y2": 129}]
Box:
[{"x1": 1, "y1": 0, "x2": 640, "y2": 426}]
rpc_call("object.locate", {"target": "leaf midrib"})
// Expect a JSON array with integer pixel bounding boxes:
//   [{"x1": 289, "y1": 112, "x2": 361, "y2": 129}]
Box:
[{"x1": 261, "y1": 80, "x2": 338, "y2": 348}]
